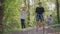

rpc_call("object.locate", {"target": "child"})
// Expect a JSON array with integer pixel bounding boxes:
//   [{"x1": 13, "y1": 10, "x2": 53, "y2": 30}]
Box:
[
  {"x1": 35, "y1": 2, "x2": 45, "y2": 31},
  {"x1": 19, "y1": 7, "x2": 27, "y2": 29},
  {"x1": 46, "y1": 15, "x2": 53, "y2": 26}
]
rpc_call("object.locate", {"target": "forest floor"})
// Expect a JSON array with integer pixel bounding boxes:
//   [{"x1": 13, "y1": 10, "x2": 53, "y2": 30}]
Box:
[{"x1": 4, "y1": 26, "x2": 60, "y2": 34}]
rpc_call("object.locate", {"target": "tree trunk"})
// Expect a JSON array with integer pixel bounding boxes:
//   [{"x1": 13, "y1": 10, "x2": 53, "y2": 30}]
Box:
[
  {"x1": 59, "y1": 0, "x2": 60, "y2": 20},
  {"x1": 27, "y1": 0, "x2": 30, "y2": 26},
  {"x1": 56, "y1": 0, "x2": 60, "y2": 23},
  {"x1": 0, "y1": 0, "x2": 5, "y2": 33}
]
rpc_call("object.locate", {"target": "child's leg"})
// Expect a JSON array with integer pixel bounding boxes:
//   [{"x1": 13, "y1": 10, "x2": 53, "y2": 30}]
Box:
[
  {"x1": 39, "y1": 14, "x2": 45, "y2": 32},
  {"x1": 36, "y1": 14, "x2": 39, "y2": 32},
  {"x1": 21, "y1": 19, "x2": 25, "y2": 29},
  {"x1": 39, "y1": 22, "x2": 42, "y2": 27},
  {"x1": 40, "y1": 14, "x2": 44, "y2": 27},
  {"x1": 21, "y1": 19, "x2": 24, "y2": 29},
  {"x1": 23, "y1": 19, "x2": 25, "y2": 28}
]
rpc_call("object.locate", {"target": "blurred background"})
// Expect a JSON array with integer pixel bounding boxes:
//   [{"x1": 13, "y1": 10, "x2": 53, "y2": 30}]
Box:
[{"x1": 0, "y1": 0, "x2": 60, "y2": 33}]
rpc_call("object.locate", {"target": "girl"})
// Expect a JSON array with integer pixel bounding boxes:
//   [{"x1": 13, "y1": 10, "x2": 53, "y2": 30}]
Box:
[{"x1": 19, "y1": 7, "x2": 27, "y2": 29}]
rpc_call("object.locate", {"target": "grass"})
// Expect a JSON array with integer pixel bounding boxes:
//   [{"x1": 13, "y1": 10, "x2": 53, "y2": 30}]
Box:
[
  {"x1": 51, "y1": 24, "x2": 60, "y2": 32},
  {"x1": 52, "y1": 27, "x2": 60, "y2": 32},
  {"x1": 4, "y1": 27, "x2": 35, "y2": 32},
  {"x1": 4, "y1": 27, "x2": 35, "y2": 34}
]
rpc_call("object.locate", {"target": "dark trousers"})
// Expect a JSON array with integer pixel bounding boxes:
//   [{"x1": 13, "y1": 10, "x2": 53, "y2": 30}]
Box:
[{"x1": 21, "y1": 19, "x2": 25, "y2": 29}]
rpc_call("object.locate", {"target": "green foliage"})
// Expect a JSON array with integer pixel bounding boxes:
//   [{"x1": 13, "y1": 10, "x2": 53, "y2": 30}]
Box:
[
  {"x1": 4, "y1": 0, "x2": 59, "y2": 32},
  {"x1": 4, "y1": 0, "x2": 21, "y2": 32}
]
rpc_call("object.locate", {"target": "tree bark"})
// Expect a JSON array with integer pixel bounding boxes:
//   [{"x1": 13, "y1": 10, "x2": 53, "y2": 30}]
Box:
[
  {"x1": 27, "y1": 0, "x2": 30, "y2": 26},
  {"x1": 56, "y1": 0, "x2": 60, "y2": 23},
  {"x1": 0, "y1": 0, "x2": 5, "y2": 33}
]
